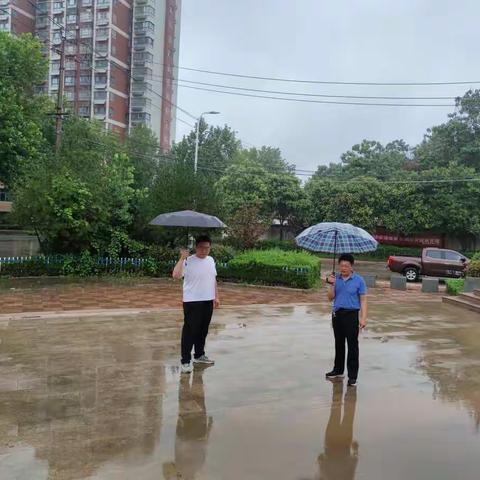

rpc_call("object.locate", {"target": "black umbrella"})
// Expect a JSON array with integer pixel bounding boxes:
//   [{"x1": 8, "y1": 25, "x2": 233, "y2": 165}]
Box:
[{"x1": 149, "y1": 210, "x2": 227, "y2": 246}]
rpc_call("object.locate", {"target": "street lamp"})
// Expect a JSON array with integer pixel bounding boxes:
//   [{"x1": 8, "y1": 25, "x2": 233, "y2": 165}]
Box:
[{"x1": 194, "y1": 111, "x2": 220, "y2": 174}]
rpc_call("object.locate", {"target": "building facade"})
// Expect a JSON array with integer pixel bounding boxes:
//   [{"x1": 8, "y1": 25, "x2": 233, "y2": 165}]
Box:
[{"x1": 0, "y1": 0, "x2": 181, "y2": 150}]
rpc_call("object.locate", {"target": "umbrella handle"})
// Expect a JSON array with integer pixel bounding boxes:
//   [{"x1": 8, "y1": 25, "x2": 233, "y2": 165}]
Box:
[{"x1": 332, "y1": 230, "x2": 338, "y2": 273}]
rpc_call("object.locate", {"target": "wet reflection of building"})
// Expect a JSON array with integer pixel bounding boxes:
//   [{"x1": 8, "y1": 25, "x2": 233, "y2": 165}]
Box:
[
  {"x1": 0, "y1": 314, "x2": 175, "y2": 478},
  {"x1": 317, "y1": 380, "x2": 358, "y2": 480},
  {"x1": 163, "y1": 366, "x2": 213, "y2": 480}
]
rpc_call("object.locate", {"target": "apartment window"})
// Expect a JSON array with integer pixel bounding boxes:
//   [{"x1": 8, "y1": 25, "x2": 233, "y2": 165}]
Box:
[
  {"x1": 134, "y1": 36, "x2": 154, "y2": 48},
  {"x1": 95, "y1": 74, "x2": 107, "y2": 85},
  {"x1": 65, "y1": 91, "x2": 75, "y2": 100},
  {"x1": 79, "y1": 88, "x2": 91, "y2": 100},
  {"x1": 37, "y1": 2, "x2": 48, "y2": 14},
  {"x1": 64, "y1": 76, "x2": 75, "y2": 86},
  {"x1": 66, "y1": 45, "x2": 77, "y2": 54},
  {"x1": 52, "y1": 32, "x2": 62, "y2": 43},
  {"x1": 95, "y1": 91, "x2": 107, "y2": 100},
  {"x1": 66, "y1": 29, "x2": 76, "y2": 40},
  {"x1": 80, "y1": 12, "x2": 92, "y2": 22},
  {"x1": 53, "y1": 1, "x2": 63, "y2": 9},
  {"x1": 97, "y1": 0, "x2": 110, "y2": 6},
  {"x1": 51, "y1": 60, "x2": 60, "y2": 72},
  {"x1": 66, "y1": 0, "x2": 76, "y2": 6},
  {"x1": 94, "y1": 106, "x2": 106, "y2": 115},
  {"x1": 96, "y1": 27, "x2": 109, "y2": 38},
  {"x1": 65, "y1": 60, "x2": 76, "y2": 70},
  {"x1": 67, "y1": 14, "x2": 76, "y2": 23},
  {"x1": 95, "y1": 59, "x2": 108, "y2": 70},
  {"x1": 80, "y1": 27, "x2": 92, "y2": 38},
  {"x1": 79, "y1": 60, "x2": 91, "y2": 70},
  {"x1": 51, "y1": 76, "x2": 59, "y2": 86},
  {"x1": 78, "y1": 106, "x2": 90, "y2": 116},
  {"x1": 79, "y1": 44, "x2": 92, "y2": 54},
  {"x1": 82, "y1": 0, "x2": 92, "y2": 5},
  {"x1": 80, "y1": 75, "x2": 91, "y2": 85},
  {"x1": 135, "y1": 21, "x2": 154, "y2": 33}
]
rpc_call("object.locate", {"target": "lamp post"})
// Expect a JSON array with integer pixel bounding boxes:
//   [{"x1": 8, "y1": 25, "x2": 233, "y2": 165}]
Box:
[{"x1": 194, "y1": 111, "x2": 220, "y2": 174}]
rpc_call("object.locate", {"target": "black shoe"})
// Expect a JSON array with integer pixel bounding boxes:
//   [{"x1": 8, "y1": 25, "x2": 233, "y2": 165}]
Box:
[
  {"x1": 325, "y1": 370, "x2": 344, "y2": 379},
  {"x1": 347, "y1": 378, "x2": 357, "y2": 387}
]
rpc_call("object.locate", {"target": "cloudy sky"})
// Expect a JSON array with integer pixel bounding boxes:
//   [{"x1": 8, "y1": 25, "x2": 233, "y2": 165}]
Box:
[{"x1": 174, "y1": 0, "x2": 480, "y2": 173}]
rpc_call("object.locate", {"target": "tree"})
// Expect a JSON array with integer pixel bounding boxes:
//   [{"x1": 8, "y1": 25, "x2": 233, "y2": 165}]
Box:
[
  {"x1": 215, "y1": 154, "x2": 271, "y2": 219},
  {"x1": 171, "y1": 118, "x2": 240, "y2": 179},
  {"x1": 0, "y1": 32, "x2": 53, "y2": 186},
  {"x1": 266, "y1": 173, "x2": 307, "y2": 239},
  {"x1": 125, "y1": 124, "x2": 160, "y2": 189},
  {"x1": 12, "y1": 118, "x2": 136, "y2": 255},
  {"x1": 242, "y1": 146, "x2": 295, "y2": 174},
  {"x1": 226, "y1": 204, "x2": 268, "y2": 250},
  {"x1": 415, "y1": 90, "x2": 480, "y2": 172}
]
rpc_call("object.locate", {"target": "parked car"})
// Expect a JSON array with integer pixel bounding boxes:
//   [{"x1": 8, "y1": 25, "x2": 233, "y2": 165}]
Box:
[{"x1": 387, "y1": 248, "x2": 469, "y2": 282}]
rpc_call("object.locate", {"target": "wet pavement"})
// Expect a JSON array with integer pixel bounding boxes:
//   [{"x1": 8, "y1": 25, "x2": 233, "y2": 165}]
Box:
[{"x1": 0, "y1": 292, "x2": 479, "y2": 479}]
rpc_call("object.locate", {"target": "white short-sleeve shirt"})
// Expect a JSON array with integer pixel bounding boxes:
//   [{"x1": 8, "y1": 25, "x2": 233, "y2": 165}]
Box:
[{"x1": 182, "y1": 255, "x2": 217, "y2": 302}]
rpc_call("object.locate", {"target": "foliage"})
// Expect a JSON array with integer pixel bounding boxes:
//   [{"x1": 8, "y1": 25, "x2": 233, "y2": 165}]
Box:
[
  {"x1": 220, "y1": 249, "x2": 321, "y2": 289},
  {"x1": 210, "y1": 244, "x2": 236, "y2": 263},
  {"x1": 0, "y1": 32, "x2": 53, "y2": 185},
  {"x1": 467, "y1": 260, "x2": 480, "y2": 278},
  {"x1": 226, "y1": 204, "x2": 269, "y2": 250},
  {"x1": 445, "y1": 279, "x2": 465, "y2": 296},
  {"x1": 12, "y1": 118, "x2": 137, "y2": 255}
]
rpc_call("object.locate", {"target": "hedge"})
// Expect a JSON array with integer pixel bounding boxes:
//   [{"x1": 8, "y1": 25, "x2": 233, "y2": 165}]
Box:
[
  {"x1": 467, "y1": 260, "x2": 480, "y2": 278},
  {"x1": 218, "y1": 249, "x2": 321, "y2": 289}
]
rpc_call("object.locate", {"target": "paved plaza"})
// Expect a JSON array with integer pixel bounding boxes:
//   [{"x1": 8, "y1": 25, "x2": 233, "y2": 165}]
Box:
[{"x1": 0, "y1": 287, "x2": 479, "y2": 479}]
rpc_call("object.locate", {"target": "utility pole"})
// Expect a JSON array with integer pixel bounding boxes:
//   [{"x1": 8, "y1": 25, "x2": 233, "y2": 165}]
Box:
[{"x1": 55, "y1": 33, "x2": 66, "y2": 154}]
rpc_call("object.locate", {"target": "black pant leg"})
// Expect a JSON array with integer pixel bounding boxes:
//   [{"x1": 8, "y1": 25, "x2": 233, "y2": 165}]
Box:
[
  {"x1": 332, "y1": 314, "x2": 346, "y2": 374},
  {"x1": 181, "y1": 302, "x2": 203, "y2": 364},
  {"x1": 194, "y1": 301, "x2": 214, "y2": 359},
  {"x1": 345, "y1": 311, "x2": 359, "y2": 380}
]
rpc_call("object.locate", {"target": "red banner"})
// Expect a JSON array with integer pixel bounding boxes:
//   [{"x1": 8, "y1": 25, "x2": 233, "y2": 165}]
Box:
[{"x1": 374, "y1": 232, "x2": 443, "y2": 247}]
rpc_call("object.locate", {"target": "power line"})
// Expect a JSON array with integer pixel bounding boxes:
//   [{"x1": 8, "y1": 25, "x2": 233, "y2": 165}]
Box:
[
  {"x1": 178, "y1": 84, "x2": 456, "y2": 108},
  {"x1": 172, "y1": 64, "x2": 480, "y2": 87},
  {"x1": 149, "y1": 76, "x2": 462, "y2": 101}
]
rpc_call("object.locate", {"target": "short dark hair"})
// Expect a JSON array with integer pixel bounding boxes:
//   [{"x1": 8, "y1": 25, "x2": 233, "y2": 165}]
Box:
[
  {"x1": 338, "y1": 253, "x2": 355, "y2": 265},
  {"x1": 195, "y1": 234, "x2": 212, "y2": 246}
]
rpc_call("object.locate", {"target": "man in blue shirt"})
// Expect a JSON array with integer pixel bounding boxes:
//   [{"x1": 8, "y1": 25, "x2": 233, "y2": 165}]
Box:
[{"x1": 326, "y1": 254, "x2": 368, "y2": 386}]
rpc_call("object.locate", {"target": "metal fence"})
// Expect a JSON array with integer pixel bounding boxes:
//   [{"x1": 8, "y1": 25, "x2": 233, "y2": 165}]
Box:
[{"x1": 0, "y1": 255, "x2": 149, "y2": 269}]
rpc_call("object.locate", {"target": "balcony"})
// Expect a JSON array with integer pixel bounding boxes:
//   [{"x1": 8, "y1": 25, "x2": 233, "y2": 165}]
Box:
[
  {"x1": 80, "y1": 29, "x2": 92, "y2": 38},
  {"x1": 133, "y1": 36, "x2": 154, "y2": 51},
  {"x1": 131, "y1": 81, "x2": 150, "y2": 94},
  {"x1": 94, "y1": 91, "x2": 107, "y2": 103},
  {"x1": 95, "y1": 77, "x2": 108, "y2": 89},
  {"x1": 97, "y1": 0, "x2": 110, "y2": 9},
  {"x1": 132, "y1": 66, "x2": 152, "y2": 80},
  {"x1": 96, "y1": 28, "x2": 109, "y2": 40},
  {"x1": 96, "y1": 15, "x2": 109, "y2": 26},
  {"x1": 94, "y1": 60, "x2": 108, "y2": 72},
  {"x1": 131, "y1": 97, "x2": 151, "y2": 110},
  {"x1": 78, "y1": 90, "x2": 91, "y2": 100},
  {"x1": 0, "y1": 0, "x2": 10, "y2": 7},
  {"x1": 134, "y1": 5, "x2": 155, "y2": 19},
  {"x1": 52, "y1": 3, "x2": 63, "y2": 14}
]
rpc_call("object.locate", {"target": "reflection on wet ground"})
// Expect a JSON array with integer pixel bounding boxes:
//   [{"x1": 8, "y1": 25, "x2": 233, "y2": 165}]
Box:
[{"x1": 0, "y1": 294, "x2": 479, "y2": 479}]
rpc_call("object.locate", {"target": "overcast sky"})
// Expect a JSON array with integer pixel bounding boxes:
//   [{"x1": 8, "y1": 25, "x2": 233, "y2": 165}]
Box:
[{"x1": 174, "y1": 0, "x2": 480, "y2": 173}]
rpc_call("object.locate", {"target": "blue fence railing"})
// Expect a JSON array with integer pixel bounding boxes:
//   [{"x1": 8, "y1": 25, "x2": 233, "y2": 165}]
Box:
[{"x1": 0, "y1": 255, "x2": 149, "y2": 269}]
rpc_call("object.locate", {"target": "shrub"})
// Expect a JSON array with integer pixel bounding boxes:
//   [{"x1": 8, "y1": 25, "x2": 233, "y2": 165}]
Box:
[
  {"x1": 0, "y1": 257, "x2": 63, "y2": 277},
  {"x1": 147, "y1": 245, "x2": 179, "y2": 263},
  {"x1": 445, "y1": 279, "x2": 464, "y2": 295},
  {"x1": 255, "y1": 239, "x2": 299, "y2": 251},
  {"x1": 467, "y1": 260, "x2": 480, "y2": 278},
  {"x1": 469, "y1": 252, "x2": 480, "y2": 261},
  {"x1": 219, "y1": 249, "x2": 321, "y2": 289},
  {"x1": 210, "y1": 244, "x2": 236, "y2": 263}
]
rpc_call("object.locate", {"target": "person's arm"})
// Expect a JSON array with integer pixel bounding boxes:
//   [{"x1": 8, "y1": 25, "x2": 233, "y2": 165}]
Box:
[
  {"x1": 214, "y1": 280, "x2": 220, "y2": 308},
  {"x1": 172, "y1": 249, "x2": 189, "y2": 279},
  {"x1": 326, "y1": 273, "x2": 336, "y2": 301},
  {"x1": 359, "y1": 295, "x2": 367, "y2": 328}
]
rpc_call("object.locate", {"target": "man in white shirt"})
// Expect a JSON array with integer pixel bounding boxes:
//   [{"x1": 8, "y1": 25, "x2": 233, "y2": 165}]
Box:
[{"x1": 172, "y1": 235, "x2": 220, "y2": 374}]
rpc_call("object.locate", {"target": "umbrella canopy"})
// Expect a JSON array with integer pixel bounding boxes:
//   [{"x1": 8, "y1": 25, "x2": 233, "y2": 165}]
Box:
[
  {"x1": 296, "y1": 222, "x2": 378, "y2": 253},
  {"x1": 295, "y1": 222, "x2": 378, "y2": 272},
  {"x1": 149, "y1": 210, "x2": 226, "y2": 229}
]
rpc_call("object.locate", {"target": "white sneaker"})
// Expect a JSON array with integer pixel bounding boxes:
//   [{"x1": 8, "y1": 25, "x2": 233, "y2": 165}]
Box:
[
  {"x1": 181, "y1": 363, "x2": 193, "y2": 374},
  {"x1": 193, "y1": 355, "x2": 215, "y2": 365}
]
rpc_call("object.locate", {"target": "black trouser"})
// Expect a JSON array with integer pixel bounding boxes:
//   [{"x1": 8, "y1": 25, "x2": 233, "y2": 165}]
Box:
[
  {"x1": 332, "y1": 309, "x2": 359, "y2": 380},
  {"x1": 181, "y1": 300, "x2": 214, "y2": 364}
]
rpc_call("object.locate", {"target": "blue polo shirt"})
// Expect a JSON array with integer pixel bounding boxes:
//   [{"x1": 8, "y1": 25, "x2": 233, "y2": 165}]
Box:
[{"x1": 333, "y1": 272, "x2": 367, "y2": 312}]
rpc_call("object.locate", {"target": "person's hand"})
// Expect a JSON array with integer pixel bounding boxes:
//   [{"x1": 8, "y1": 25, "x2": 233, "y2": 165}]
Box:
[
  {"x1": 327, "y1": 273, "x2": 336, "y2": 286},
  {"x1": 214, "y1": 297, "x2": 220, "y2": 309},
  {"x1": 179, "y1": 248, "x2": 189, "y2": 260},
  {"x1": 359, "y1": 317, "x2": 367, "y2": 329}
]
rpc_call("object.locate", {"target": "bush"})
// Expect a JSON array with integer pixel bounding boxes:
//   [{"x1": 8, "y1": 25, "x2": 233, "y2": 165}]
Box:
[
  {"x1": 147, "y1": 245, "x2": 179, "y2": 263},
  {"x1": 210, "y1": 244, "x2": 236, "y2": 263},
  {"x1": 445, "y1": 279, "x2": 464, "y2": 295},
  {"x1": 219, "y1": 249, "x2": 321, "y2": 289},
  {"x1": 255, "y1": 239, "x2": 299, "y2": 251},
  {"x1": 469, "y1": 252, "x2": 480, "y2": 261},
  {"x1": 0, "y1": 257, "x2": 63, "y2": 277},
  {"x1": 467, "y1": 260, "x2": 480, "y2": 277}
]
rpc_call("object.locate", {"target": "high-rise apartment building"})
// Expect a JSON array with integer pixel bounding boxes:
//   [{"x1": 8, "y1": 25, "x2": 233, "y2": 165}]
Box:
[{"x1": 0, "y1": 0, "x2": 181, "y2": 150}]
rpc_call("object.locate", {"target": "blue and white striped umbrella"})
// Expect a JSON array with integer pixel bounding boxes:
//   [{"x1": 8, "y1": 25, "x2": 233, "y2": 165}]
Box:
[{"x1": 295, "y1": 222, "x2": 378, "y2": 254}]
